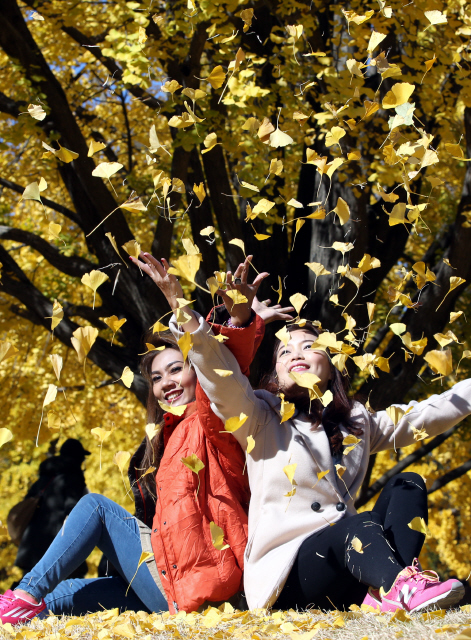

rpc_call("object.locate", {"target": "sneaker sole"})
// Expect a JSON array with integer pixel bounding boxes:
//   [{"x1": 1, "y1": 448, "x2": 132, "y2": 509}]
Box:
[{"x1": 412, "y1": 582, "x2": 465, "y2": 612}]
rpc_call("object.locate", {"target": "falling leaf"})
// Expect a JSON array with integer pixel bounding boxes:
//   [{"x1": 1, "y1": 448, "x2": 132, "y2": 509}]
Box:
[
  {"x1": 103, "y1": 316, "x2": 126, "y2": 345},
  {"x1": 279, "y1": 394, "x2": 296, "y2": 423},
  {"x1": 386, "y1": 405, "x2": 405, "y2": 425},
  {"x1": 71, "y1": 326, "x2": 99, "y2": 365},
  {"x1": 283, "y1": 463, "x2": 297, "y2": 485},
  {"x1": 81, "y1": 270, "x2": 109, "y2": 309},
  {"x1": 246, "y1": 435, "x2": 255, "y2": 453},
  {"x1": 424, "y1": 10, "x2": 447, "y2": 27},
  {"x1": 168, "y1": 254, "x2": 202, "y2": 284},
  {"x1": 436, "y1": 277, "x2": 466, "y2": 310},
  {"x1": 36, "y1": 384, "x2": 58, "y2": 446},
  {"x1": 335, "y1": 464, "x2": 347, "y2": 478},
  {"x1": 0, "y1": 428, "x2": 13, "y2": 448},
  {"x1": 27, "y1": 104, "x2": 46, "y2": 121},
  {"x1": 118, "y1": 366, "x2": 134, "y2": 388},
  {"x1": 178, "y1": 332, "x2": 193, "y2": 362},
  {"x1": 0, "y1": 341, "x2": 19, "y2": 364},
  {"x1": 351, "y1": 536, "x2": 364, "y2": 553},
  {"x1": 325, "y1": 126, "x2": 346, "y2": 148},
  {"x1": 105, "y1": 233, "x2": 127, "y2": 266},
  {"x1": 252, "y1": 198, "x2": 275, "y2": 217},
  {"x1": 206, "y1": 65, "x2": 226, "y2": 89},
  {"x1": 88, "y1": 140, "x2": 106, "y2": 157},
  {"x1": 193, "y1": 183, "x2": 206, "y2": 204},
  {"x1": 225, "y1": 290, "x2": 248, "y2": 306},
  {"x1": 181, "y1": 453, "x2": 205, "y2": 475},
  {"x1": 367, "y1": 30, "x2": 387, "y2": 52},
  {"x1": 224, "y1": 413, "x2": 248, "y2": 433},
  {"x1": 201, "y1": 132, "x2": 218, "y2": 154},
  {"x1": 158, "y1": 401, "x2": 187, "y2": 416},
  {"x1": 210, "y1": 521, "x2": 230, "y2": 550},
  {"x1": 382, "y1": 83, "x2": 415, "y2": 109},
  {"x1": 162, "y1": 79, "x2": 182, "y2": 95},
  {"x1": 114, "y1": 450, "x2": 131, "y2": 474},
  {"x1": 47, "y1": 410, "x2": 61, "y2": 430},
  {"x1": 408, "y1": 516, "x2": 430, "y2": 536},
  {"x1": 332, "y1": 197, "x2": 350, "y2": 225},
  {"x1": 269, "y1": 127, "x2": 294, "y2": 149},
  {"x1": 120, "y1": 196, "x2": 147, "y2": 213},
  {"x1": 290, "y1": 292, "x2": 308, "y2": 315},
  {"x1": 122, "y1": 240, "x2": 141, "y2": 259},
  {"x1": 20, "y1": 182, "x2": 42, "y2": 203},
  {"x1": 275, "y1": 325, "x2": 290, "y2": 348},
  {"x1": 145, "y1": 423, "x2": 160, "y2": 441},
  {"x1": 92, "y1": 162, "x2": 123, "y2": 180},
  {"x1": 424, "y1": 349, "x2": 453, "y2": 377},
  {"x1": 214, "y1": 369, "x2": 233, "y2": 377}
]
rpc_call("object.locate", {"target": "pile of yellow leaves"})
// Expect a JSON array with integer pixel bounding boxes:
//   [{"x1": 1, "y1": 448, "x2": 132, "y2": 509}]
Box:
[{"x1": 5, "y1": 603, "x2": 471, "y2": 640}]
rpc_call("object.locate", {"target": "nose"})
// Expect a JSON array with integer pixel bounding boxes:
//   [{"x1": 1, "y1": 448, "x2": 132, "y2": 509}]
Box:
[{"x1": 161, "y1": 374, "x2": 177, "y2": 391}]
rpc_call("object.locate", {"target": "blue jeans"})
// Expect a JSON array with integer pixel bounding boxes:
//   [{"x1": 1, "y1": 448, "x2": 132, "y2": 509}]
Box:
[{"x1": 18, "y1": 494, "x2": 169, "y2": 616}]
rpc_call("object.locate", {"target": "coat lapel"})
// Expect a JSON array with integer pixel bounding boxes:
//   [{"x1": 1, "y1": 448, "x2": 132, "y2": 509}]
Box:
[{"x1": 291, "y1": 417, "x2": 342, "y2": 498}]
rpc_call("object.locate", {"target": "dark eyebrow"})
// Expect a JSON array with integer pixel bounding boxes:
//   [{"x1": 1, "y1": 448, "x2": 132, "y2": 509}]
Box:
[
  {"x1": 278, "y1": 338, "x2": 314, "y2": 353},
  {"x1": 151, "y1": 360, "x2": 184, "y2": 375}
]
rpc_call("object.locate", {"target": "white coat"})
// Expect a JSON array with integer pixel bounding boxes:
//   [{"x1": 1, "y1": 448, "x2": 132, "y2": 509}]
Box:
[{"x1": 170, "y1": 313, "x2": 471, "y2": 610}]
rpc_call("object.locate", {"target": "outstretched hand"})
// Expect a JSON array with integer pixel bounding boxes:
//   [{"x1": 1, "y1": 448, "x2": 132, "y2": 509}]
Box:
[
  {"x1": 130, "y1": 253, "x2": 184, "y2": 309},
  {"x1": 252, "y1": 297, "x2": 295, "y2": 325},
  {"x1": 217, "y1": 256, "x2": 269, "y2": 326}
]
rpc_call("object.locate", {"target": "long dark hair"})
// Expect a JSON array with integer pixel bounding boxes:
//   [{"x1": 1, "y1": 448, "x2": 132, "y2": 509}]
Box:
[
  {"x1": 138, "y1": 330, "x2": 182, "y2": 497},
  {"x1": 260, "y1": 322, "x2": 363, "y2": 455}
]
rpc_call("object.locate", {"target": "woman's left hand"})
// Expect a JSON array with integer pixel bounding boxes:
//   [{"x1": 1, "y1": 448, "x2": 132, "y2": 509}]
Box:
[
  {"x1": 217, "y1": 256, "x2": 269, "y2": 327},
  {"x1": 252, "y1": 297, "x2": 295, "y2": 325}
]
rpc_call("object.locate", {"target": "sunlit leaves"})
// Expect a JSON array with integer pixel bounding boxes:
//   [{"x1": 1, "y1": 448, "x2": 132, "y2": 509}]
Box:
[
  {"x1": 81, "y1": 270, "x2": 109, "y2": 309},
  {"x1": 382, "y1": 83, "x2": 415, "y2": 109}
]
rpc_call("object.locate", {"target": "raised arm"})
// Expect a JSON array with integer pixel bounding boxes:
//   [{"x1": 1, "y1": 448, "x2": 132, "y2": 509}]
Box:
[{"x1": 369, "y1": 378, "x2": 471, "y2": 454}]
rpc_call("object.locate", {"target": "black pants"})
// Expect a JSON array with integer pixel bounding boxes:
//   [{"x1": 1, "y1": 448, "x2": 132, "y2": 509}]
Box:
[{"x1": 275, "y1": 472, "x2": 428, "y2": 610}]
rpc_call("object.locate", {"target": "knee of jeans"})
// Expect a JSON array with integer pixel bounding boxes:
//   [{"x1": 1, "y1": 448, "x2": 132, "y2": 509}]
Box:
[
  {"x1": 388, "y1": 472, "x2": 426, "y2": 491},
  {"x1": 76, "y1": 493, "x2": 102, "y2": 510}
]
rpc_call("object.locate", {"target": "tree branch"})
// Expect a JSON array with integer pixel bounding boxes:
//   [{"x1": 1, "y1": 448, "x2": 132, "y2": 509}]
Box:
[{"x1": 428, "y1": 459, "x2": 471, "y2": 494}]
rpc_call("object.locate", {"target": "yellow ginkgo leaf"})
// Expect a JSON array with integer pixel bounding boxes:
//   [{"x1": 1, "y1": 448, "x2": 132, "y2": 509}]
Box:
[
  {"x1": 275, "y1": 325, "x2": 290, "y2": 348},
  {"x1": 27, "y1": 104, "x2": 46, "y2": 120},
  {"x1": 367, "y1": 30, "x2": 387, "y2": 52},
  {"x1": 20, "y1": 182, "x2": 42, "y2": 203},
  {"x1": 88, "y1": 140, "x2": 106, "y2": 157},
  {"x1": 351, "y1": 536, "x2": 364, "y2": 553},
  {"x1": 81, "y1": 270, "x2": 109, "y2": 309},
  {"x1": 92, "y1": 162, "x2": 123, "y2": 180},
  {"x1": 289, "y1": 292, "x2": 308, "y2": 315},
  {"x1": 114, "y1": 450, "x2": 131, "y2": 474},
  {"x1": 424, "y1": 348, "x2": 453, "y2": 377},
  {"x1": 436, "y1": 276, "x2": 466, "y2": 311},
  {"x1": 145, "y1": 423, "x2": 160, "y2": 441},
  {"x1": 214, "y1": 369, "x2": 233, "y2": 377},
  {"x1": 45, "y1": 299, "x2": 63, "y2": 332},
  {"x1": 283, "y1": 463, "x2": 297, "y2": 485},
  {"x1": 181, "y1": 453, "x2": 205, "y2": 475},
  {"x1": 206, "y1": 65, "x2": 226, "y2": 89},
  {"x1": 105, "y1": 233, "x2": 127, "y2": 267},
  {"x1": 382, "y1": 82, "x2": 415, "y2": 109},
  {"x1": 325, "y1": 126, "x2": 346, "y2": 148},
  {"x1": 118, "y1": 366, "x2": 134, "y2": 388},
  {"x1": 125, "y1": 551, "x2": 155, "y2": 596},
  {"x1": 0, "y1": 428, "x2": 13, "y2": 448},
  {"x1": 36, "y1": 384, "x2": 58, "y2": 446},
  {"x1": 225, "y1": 290, "x2": 249, "y2": 307},
  {"x1": 312, "y1": 469, "x2": 329, "y2": 488},
  {"x1": 71, "y1": 326, "x2": 99, "y2": 365},
  {"x1": 193, "y1": 183, "x2": 206, "y2": 204},
  {"x1": 178, "y1": 332, "x2": 193, "y2": 362},
  {"x1": 167, "y1": 254, "x2": 202, "y2": 284},
  {"x1": 210, "y1": 521, "x2": 230, "y2": 550},
  {"x1": 103, "y1": 316, "x2": 127, "y2": 345},
  {"x1": 424, "y1": 10, "x2": 447, "y2": 27},
  {"x1": 91, "y1": 427, "x2": 113, "y2": 444},
  {"x1": 162, "y1": 79, "x2": 182, "y2": 94},
  {"x1": 201, "y1": 132, "x2": 218, "y2": 154},
  {"x1": 0, "y1": 341, "x2": 19, "y2": 364},
  {"x1": 279, "y1": 394, "x2": 296, "y2": 423},
  {"x1": 408, "y1": 516, "x2": 430, "y2": 536},
  {"x1": 224, "y1": 413, "x2": 248, "y2": 433},
  {"x1": 386, "y1": 405, "x2": 405, "y2": 425},
  {"x1": 332, "y1": 197, "x2": 350, "y2": 225},
  {"x1": 47, "y1": 410, "x2": 61, "y2": 430},
  {"x1": 335, "y1": 464, "x2": 347, "y2": 478},
  {"x1": 269, "y1": 127, "x2": 294, "y2": 148},
  {"x1": 252, "y1": 199, "x2": 275, "y2": 217},
  {"x1": 246, "y1": 435, "x2": 255, "y2": 454},
  {"x1": 55, "y1": 145, "x2": 79, "y2": 163},
  {"x1": 49, "y1": 354, "x2": 63, "y2": 381},
  {"x1": 158, "y1": 401, "x2": 187, "y2": 416},
  {"x1": 121, "y1": 240, "x2": 141, "y2": 260}
]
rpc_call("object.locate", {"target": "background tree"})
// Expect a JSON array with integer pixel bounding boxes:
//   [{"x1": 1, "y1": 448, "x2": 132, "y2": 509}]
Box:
[{"x1": 1, "y1": 0, "x2": 471, "y2": 584}]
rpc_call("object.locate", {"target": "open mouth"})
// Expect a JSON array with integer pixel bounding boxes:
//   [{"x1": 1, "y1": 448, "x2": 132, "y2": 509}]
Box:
[
  {"x1": 164, "y1": 389, "x2": 184, "y2": 404},
  {"x1": 289, "y1": 363, "x2": 310, "y2": 373}
]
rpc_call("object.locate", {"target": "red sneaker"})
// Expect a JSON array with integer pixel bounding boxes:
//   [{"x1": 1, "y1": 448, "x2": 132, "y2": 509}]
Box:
[
  {"x1": 0, "y1": 590, "x2": 46, "y2": 624},
  {"x1": 379, "y1": 560, "x2": 464, "y2": 613}
]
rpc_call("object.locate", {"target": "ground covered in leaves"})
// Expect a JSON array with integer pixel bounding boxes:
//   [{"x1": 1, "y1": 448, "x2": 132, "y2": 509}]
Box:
[{"x1": 3, "y1": 604, "x2": 471, "y2": 640}]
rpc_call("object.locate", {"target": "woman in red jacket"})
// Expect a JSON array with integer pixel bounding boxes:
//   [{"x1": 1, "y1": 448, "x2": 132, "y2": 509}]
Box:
[{"x1": 0, "y1": 256, "x2": 292, "y2": 623}]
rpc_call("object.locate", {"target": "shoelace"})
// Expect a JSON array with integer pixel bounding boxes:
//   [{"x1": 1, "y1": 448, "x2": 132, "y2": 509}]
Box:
[
  {"x1": 0, "y1": 592, "x2": 15, "y2": 612},
  {"x1": 404, "y1": 560, "x2": 440, "y2": 586}
]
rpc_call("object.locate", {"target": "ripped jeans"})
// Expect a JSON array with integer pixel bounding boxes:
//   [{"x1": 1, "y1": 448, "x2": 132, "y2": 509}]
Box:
[{"x1": 17, "y1": 494, "x2": 169, "y2": 616}]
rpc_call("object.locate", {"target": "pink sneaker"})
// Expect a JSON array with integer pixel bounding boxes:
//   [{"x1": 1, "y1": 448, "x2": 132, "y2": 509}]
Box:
[
  {"x1": 362, "y1": 587, "x2": 381, "y2": 611},
  {"x1": 0, "y1": 590, "x2": 46, "y2": 624},
  {"x1": 379, "y1": 560, "x2": 464, "y2": 613}
]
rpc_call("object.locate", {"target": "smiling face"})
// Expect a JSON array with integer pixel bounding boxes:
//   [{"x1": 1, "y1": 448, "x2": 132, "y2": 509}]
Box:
[
  {"x1": 275, "y1": 330, "x2": 332, "y2": 397},
  {"x1": 151, "y1": 347, "x2": 197, "y2": 406}
]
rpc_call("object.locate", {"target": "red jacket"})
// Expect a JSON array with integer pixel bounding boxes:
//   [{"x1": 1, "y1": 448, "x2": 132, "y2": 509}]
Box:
[{"x1": 150, "y1": 311, "x2": 264, "y2": 613}]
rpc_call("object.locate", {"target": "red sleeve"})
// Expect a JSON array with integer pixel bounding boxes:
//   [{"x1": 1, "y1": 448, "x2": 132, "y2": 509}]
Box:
[{"x1": 194, "y1": 306, "x2": 264, "y2": 450}]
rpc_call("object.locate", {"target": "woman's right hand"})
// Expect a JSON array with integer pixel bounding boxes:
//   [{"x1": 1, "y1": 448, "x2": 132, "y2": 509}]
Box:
[{"x1": 131, "y1": 253, "x2": 183, "y2": 309}]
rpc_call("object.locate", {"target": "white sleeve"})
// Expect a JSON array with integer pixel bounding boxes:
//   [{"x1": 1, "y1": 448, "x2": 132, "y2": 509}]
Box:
[
  {"x1": 369, "y1": 378, "x2": 471, "y2": 454},
  {"x1": 169, "y1": 312, "x2": 267, "y2": 449}
]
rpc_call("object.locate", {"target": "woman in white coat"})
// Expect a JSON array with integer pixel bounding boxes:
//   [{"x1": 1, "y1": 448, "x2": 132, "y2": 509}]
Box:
[{"x1": 136, "y1": 252, "x2": 468, "y2": 614}]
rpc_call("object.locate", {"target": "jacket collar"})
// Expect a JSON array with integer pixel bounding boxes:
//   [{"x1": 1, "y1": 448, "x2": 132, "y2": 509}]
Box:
[{"x1": 163, "y1": 401, "x2": 197, "y2": 447}]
